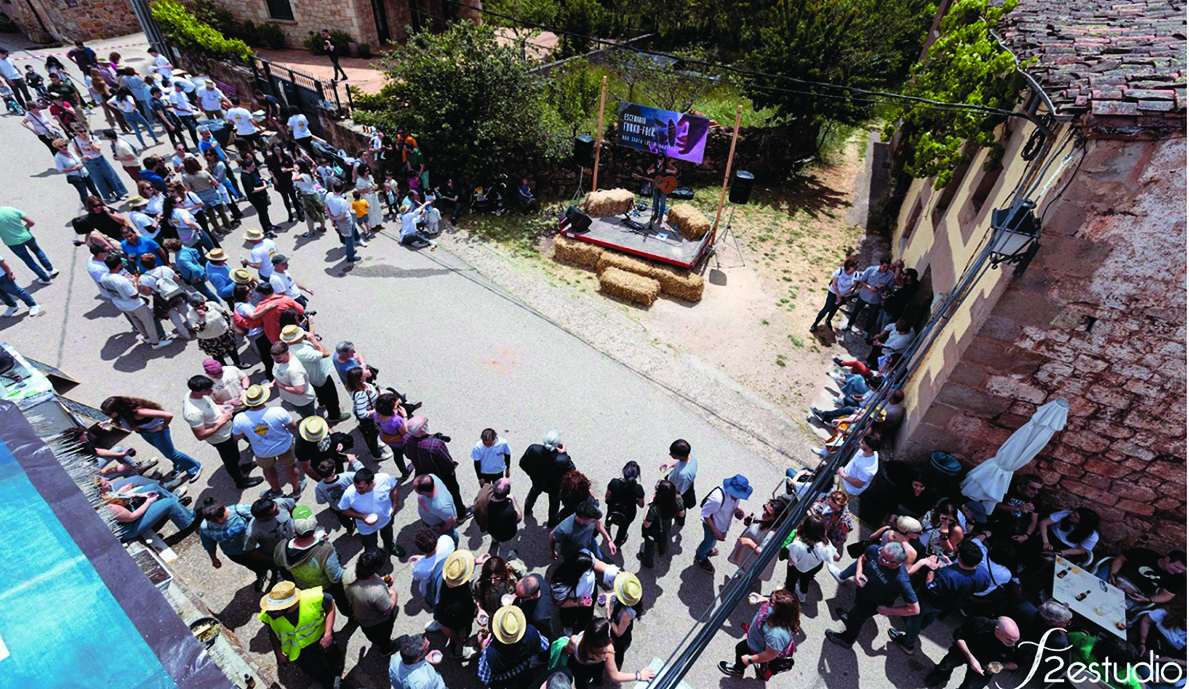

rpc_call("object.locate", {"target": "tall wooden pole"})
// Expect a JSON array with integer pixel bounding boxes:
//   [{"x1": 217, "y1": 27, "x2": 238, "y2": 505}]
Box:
[
  {"x1": 592, "y1": 76, "x2": 608, "y2": 192},
  {"x1": 711, "y1": 105, "x2": 744, "y2": 243}
]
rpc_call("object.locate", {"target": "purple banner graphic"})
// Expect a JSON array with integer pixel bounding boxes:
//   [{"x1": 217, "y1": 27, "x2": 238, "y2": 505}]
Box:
[{"x1": 616, "y1": 102, "x2": 710, "y2": 164}]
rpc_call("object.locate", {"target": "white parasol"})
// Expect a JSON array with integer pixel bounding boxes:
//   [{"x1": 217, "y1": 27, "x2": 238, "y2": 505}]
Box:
[{"x1": 961, "y1": 398, "x2": 1069, "y2": 512}]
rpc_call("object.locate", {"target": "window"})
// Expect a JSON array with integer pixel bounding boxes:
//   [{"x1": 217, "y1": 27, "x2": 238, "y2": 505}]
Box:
[
  {"x1": 903, "y1": 197, "x2": 924, "y2": 242},
  {"x1": 266, "y1": 0, "x2": 293, "y2": 20},
  {"x1": 969, "y1": 163, "x2": 1004, "y2": 215}
]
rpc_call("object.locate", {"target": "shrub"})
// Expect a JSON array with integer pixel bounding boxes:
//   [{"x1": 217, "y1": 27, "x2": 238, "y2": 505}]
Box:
[
  {"x1": 259, "y1": 23, "x2": 286, "y2": 49},
  {"x1": 304, "y1": 29, "x2": 353, "y2": 56},
  {"x1": 0, "y1": 12, "x2": 19, "y2": 33},
  {"x1": 238, "y1": 20, "x2": 261, "y2": 47},
  {"x1": 357, "y1": 43, "x2": 372, "y2": 59},
  {"x1": 152, "y1": 0, "x2": 253, "y2": 64}
]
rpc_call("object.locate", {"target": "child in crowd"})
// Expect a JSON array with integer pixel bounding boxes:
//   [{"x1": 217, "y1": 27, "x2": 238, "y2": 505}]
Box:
[
  {"x1": 351, "y1": 190, "x2": 371, "y2": 238},
  {"x1": 24, "y1": 65, "x2": 47, "y2": 97},
  {"x1": 382, "y1": 171, "x2": 400, "y2": 219},
  {"x1": 0, "y1": 80, "x2": 21, "y2": 115}
]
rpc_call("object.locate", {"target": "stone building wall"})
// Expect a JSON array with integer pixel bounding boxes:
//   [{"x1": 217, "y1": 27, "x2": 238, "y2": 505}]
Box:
[
  {"x1": 212, "y1": 0, "x2": 379, "y2": 48},
  {"x1": 903, "y1": 136, "x2": 1187, "y2": 551},
  {"x1": 2, "y1": 0, "x2": 140, "y2": 43}
]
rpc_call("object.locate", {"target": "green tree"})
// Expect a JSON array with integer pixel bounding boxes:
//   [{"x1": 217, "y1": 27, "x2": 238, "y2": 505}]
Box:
[
  {"x1": 549, "y1": 58, "x2": 602, "y2": 135},
  {"x1": 353, "y1": 22, "x2": 562, "y2": 180},
  {"x1": 884, "y1": 0, "x2": 1027, "y2": 188}
]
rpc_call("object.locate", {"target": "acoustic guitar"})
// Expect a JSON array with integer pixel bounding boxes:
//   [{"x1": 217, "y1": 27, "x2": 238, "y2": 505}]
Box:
[{"x1": 631, "y1": 171, "x2": 679, "y2": 195}]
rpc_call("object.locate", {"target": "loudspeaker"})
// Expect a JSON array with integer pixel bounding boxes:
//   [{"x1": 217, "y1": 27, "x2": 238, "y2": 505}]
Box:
[
  {"x1": 573, "y1": 135, "x2": 595, "y2": 167},
  {"x1": 564, "y1": 205, "x2": 593, "y2": 233},
  {"x1": 729, "y1": 170, "x2": 754, "y2": 205}
]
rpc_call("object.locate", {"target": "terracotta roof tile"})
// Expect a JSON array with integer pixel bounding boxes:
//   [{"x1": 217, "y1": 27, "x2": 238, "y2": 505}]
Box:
[{"x1": 997, "y1": 0, "x2": 1186, "y2": 130}]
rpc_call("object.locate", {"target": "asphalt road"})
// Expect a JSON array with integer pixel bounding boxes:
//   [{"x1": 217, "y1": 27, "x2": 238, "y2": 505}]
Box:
[{"x1": 0, "y1": 34, "x2": 980, "y2": 689}]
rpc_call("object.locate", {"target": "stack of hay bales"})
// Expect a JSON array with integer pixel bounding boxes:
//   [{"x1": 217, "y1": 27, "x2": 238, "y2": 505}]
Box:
[
  {"x1": 595, "y1": 252, "x2": 705, "y2": 303},
  {"x1": 583, "y1": 189, "x2": 635, "y2": 216},
  {"x1": 599, "y1": 267, "x2": 660, "y2": 307},
  {"x1": 553, "y1": 235, "x2": 604, "y2": 268},
  {"x1": 666, "y1": 204, "x2": 711, "y2": 240}
]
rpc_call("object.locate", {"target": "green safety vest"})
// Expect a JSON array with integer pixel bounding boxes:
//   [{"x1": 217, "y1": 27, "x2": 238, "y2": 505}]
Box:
[{"x1": 259, "y1": 587, "x2": 327, "y2": 661}]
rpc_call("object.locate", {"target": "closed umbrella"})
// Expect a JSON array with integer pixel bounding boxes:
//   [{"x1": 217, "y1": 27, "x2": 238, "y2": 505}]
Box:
[{"x1": 961, "y1": 398, "x2": 1069, "y2": 512}]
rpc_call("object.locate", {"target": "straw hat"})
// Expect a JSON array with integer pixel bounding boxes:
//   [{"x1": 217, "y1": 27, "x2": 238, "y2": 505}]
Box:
[
  {"x1": 260, "y1": 581, "x2": 301, "y2": 612},
  {"x1": 299, "y1": 415, "x2": 329, "y2": 442},
  {"x1": 442, "y1": 550, "x2": 475, "y2": 588},
  {"x1": 245, "y1": 227, "x2": 265, "y2": 241},
  {"x1": 280, "y1": 325, "x2": 305, "y2": 344},
  {"x1": 126, "y1": 195, "x2": 148, "y2": 208},
  {"x1": 614, "y1": 572, "x2": 642, "y2": 607},
  {"x1": 206, "y1": 248, "x2": 227, "y2": 263},
  {"x1": 492, "y1": 605, "x2": 527, "y2": 645},
  {"x1": 242, "y1": 384, "x2": 269, "y2": 407},
  {"x1": 231, "y1": 268, "x2": 255, "y2": 285}
]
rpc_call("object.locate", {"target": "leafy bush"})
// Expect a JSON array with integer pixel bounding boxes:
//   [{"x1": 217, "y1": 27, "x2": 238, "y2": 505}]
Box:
[
  {"x1": 238, "y1": 20, "x2": 261, "y2": 47},
  {"x1": 152, "y1": 0, "x2": 253, "y2": 64},
  {"x1": 304, "y1": 30, "x2": 353, "y2": 56},
  {"x1": 357, "y1": 43, "x2": 372, "y2": 59},
  {"x1": 0, "y1": 12, "x2": 20, "y2": 33},
  {"x1": 549, "y1": 58, "x2": 601, "y2": 135},
  {"x1": 258, "y1": 22, "x2": 286, "y2": 49}
]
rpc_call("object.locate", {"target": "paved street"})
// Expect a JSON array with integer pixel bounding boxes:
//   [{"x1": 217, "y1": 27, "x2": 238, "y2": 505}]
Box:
[{"x1": 0, "y1": 36, "x2": 979, "y2": 689}]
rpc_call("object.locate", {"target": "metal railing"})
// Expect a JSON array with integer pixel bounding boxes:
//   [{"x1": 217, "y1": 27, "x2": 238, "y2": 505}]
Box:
[{"x1": 250, "y1": 55, "x2": 353, "y2": 114}]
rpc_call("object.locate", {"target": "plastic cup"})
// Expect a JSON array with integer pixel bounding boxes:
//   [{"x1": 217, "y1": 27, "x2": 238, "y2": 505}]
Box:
[
  {"x1": 501, "y1": 594, "x2": 516, "y2": 606},
  {"x1": 748, "y1": 593, "x2": 763, "y2": 605},
  {"x1": 987, "y1": 662, "x2": 1003, "y2": 674},
  {"x1": 364, "y1": 513, "x2": 379, "y2": 525},
  {"x1": 477, "y1": 611, "x2": 489, "y2": 628},
  {"x1": 427, "y1": 650, "x2": 443, "y2": 665}
]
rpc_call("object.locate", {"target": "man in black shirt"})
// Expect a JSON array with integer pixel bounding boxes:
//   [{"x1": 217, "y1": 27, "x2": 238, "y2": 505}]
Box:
[
  {"x1": 1106, "y1": 548, "x2": 1187, "y2": 607},
  {"x1": 514, "y1": 573, "x2": 557, "y2": 640},
  {"x1": 924, "y1": 616, "x2": 1020, "y2": 689},
  {"x1": 519, "y1": 430, "x2": 575, "y2": 528},
  {"x1": 46, "y1": 73, "x2": 82, "y2": 110},
  {"x1": 826, "y1": 541, "x2": 920, "y2": 647},
  {"x1": 989, "y1": 473, "x2": 1044, "y2": 542}
]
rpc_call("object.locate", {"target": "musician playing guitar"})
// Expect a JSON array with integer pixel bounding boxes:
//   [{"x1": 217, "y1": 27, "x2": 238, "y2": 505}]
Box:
[{"x1": 643, "y1": 155, "x2": 678, "y2": 227}]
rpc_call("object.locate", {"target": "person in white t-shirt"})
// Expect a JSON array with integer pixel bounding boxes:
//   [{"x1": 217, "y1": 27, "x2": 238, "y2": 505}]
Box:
[
  {"x1": 287, "y1": 112, "x2": 313, "y2": 152},
  {"x1": 868, "y1": 318, "x2": 915, "y2": 366},
  {"x1": 271, "y1": 341, "x2": 318, "y2": 419},
  {"x1": 470, "y1": 428, "x2": 511, "y2": 485},
  {"x1": 811, "y1": 257, "x2": 859, "y2": 332},
  {"x1": 694, "y1": 474, "x2": 751, "y2": 572},
  {"x1": 197, "y1": 80, "x2": 226, "y2": 119},
  {"x1": 203, "y1": 358, "x2": 249, "y2": 404},
  {"x1": 97, "y1": 254, "x2": 170, "y2": 347},
  {"x1": 231, "y1": 384, "x2": 301, "y2": 498},
  {"x1": 168, "y1": 82, "x2": 200, "y2": 147},
  {"x1": 268, "y1": 254, "x2": 312, "y2": 306},
  {"x1": 148, "y1": 47, "x2": 173, "y2": 81},
  {"x1": 184, "y1": 375, "x2": 263, "y2": 489},
  {"x1": 226, "y1": 97, "x2": 261, "y2": 151},
  {"x1": 838, "y1": 436, "x2": 880, "y2": 496},
  {"x1": 242, "y1": 229, "x2": 278, "y2": 279},
  {"x1": 337, "y1": 467, "x2": 402, "y2": 555}
]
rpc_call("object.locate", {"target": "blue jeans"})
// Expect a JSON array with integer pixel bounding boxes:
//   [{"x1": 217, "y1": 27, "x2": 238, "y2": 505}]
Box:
[
  {"x1": 138, "y1": 427, "x2": 201, "y2": 475},
  {"x1": 337, "y1": 224, "x2": 358, "y2": 261},
  {"x1": 82, "y1": 156, "x2": 128, "y2": 202},
  {"x1": 819, "y1": 405, "x2": 858, "y2": 421},
  {"x1": 7, "y1": 237, "x2": 54, "y2": 282},
  {"x1": 291, "y1": 400, "x2": 318, "y2": 419},
  {"x1": 900, "y1": 597, "x2": 942, "y2": 648},
  {"x1": 111, "y1": 475, "x2": 195, "y2": 541},
  {"x1": 123, "y1": 109, "x2": 159, "y2": 148},
  {"x1": 651, "y1": 188, "x2": 669, "y2": 221},
  {"x1": 696, "y1": 522, "x2": 718, "y2": 561},
  {"x1": 0, "y1": 272, "x2": 36, "y2": 307}
]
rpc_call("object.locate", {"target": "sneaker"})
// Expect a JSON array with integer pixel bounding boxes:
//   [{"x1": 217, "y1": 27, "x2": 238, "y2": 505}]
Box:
[
  {"x1": 796, "y1": 588, "x2": 807, "y2": 604},
  {"x1": 49, "y1": 268, "x2": 60, "y2": 278},
  {"x1": 390, "y1": 544, "x2": 406, "y2": 558},
  {"x1": 28, "y1": 304, "x2": 45, "y2": 316},
  {"x1": 888, "y1": 628, "x2": 916, "y2": 654},
  {"x1": 235, "y1": 476, "x2": 265, "y2": 489},
  {"x1": 810, "y1": 407, "x2": 829, "y2": 421},
  {"x1": 812, "y1": 447, "x2": 829, "y2": 458},
  {"x1": 828, "y1": 565, "x2": 846, "y2": 583},
  {"x1": 135, "y1": 457, "x2": 160, "y2": 473},
  {"x1": 695, "y1": 558, "x2": 715, "y2": 573},
  {"x1": 186, "y1": 470, "x2": 202, "y2": 483},
  {"x1": 150, "y1": 338, "x2": 173, "y2": 350},
  {"x1": 707, "y1": 547, "x2": 718, "y2": 557},
  {"x1": 717, "y1": 661, "x2": 744, "y2": 677},
  {"x1": 331, "y1": 413, "x2": 352, "y2": 423},
  {"x1": 1, "y1": 306, "x2": 17, "y2": 317},
  {"x1": 260, "y1": 487, "x2": 284, "y2": 499},
  {"x1": 287, "y1": 477, "x2": 307, "y2": 496},
  {"x1": 163, "y1": 474, "x2": 187, "y2": 491},
  {"x1": 832, "y1": 356, "x2": 845, "y2": 366},
  {"x1": 179, "y1": 495, "x2": 193, "y2": 507},
  {"x1": 459, "y1": 507, "x2": 474, "y2": 522},
  {"x1": 424, "y1": 620, "x2": 442, "y2": 632},
  {"x1": 37, "y1": 278, "x2": 52, "y2": 285},
  {"x1": 173, "y1": 486, "x2": 188, "y2": 499},
  {"x1": 357, "y1": 238, "x2": 368, "y2": 247},
  {"x1": 825, "y1": 630, "x2": 853, "y2": 648}
]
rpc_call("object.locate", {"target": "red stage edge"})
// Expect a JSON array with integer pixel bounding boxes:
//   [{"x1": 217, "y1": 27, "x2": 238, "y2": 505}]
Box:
[{"x1": 559, "y1": 222, "x2": 715, "y2": 271}]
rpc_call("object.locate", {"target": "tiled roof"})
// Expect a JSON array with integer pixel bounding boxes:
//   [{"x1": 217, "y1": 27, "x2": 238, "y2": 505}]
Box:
[{"x1": 997, "y1": 0, "x2": 1186, "y2": 134}]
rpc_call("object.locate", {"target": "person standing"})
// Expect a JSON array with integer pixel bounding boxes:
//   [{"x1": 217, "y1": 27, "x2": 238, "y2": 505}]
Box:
[
  {"x1": 268, "y1": 255, "x2": 313, "y2": 306},
  {"x1": 287, "y1": 110, "x2": 314, "y2": 153},
  {"x1": 0, "y1": 49, "x2": 30, "y2": 109},
  {"x1": 717, "y1": 589, "x2": 798, "y2": 680},
  {"x1": 320, "y1": 29, "x2": 349, "y2": 82},
  {"x1": 824, "y1": 541, "x2": 920, "y2": 649},
  {"x1": 242, "y1": 227, "x2": 279, "y2": 280},
  {"x1": 68, "y1": 41, "x2": 99, "y2": 75},
  {"x1": 472, "y1": 428, "x2": 511, "y2": 486},
  {"x1": 889, "y1": 540, "x2": 991, "y2": 654},
  {"x1": 98, "y1": 254, "x2": 170, "y2": 347},
  {"x1": 226, "y1": 97, "x2": 262, "y2": 152},
  {"x1": 660, "y1": 438, "x2": 698, "y2": 527},
  {"x1": 168, "y1": 82, "x2": 201, "y2": 148},
  {"x1": 275, "y1": 514, "x2": 347, "y2": 613},
  {"x1": 403, "y1": 416, "x2": 469, "y2": 520},
  {"x1": 183, "y1": 375, "x2": 263, "y2": 489},
  {"x1": 54, "y1": 137, "x2": 102, "y2": 206},
  {"x1": 197, "y1": 80, "x2": 226, "y2": 119},
  {"x1": 147, "y1": 47, "x2": 173, "y2": 81},
  {"x1": 72, "y1": 128, "x2": 129, "y2": 203},
  {"x1": 271, "y1": 341, "x2": 319, "y2": 419},
  {"x1": 0, "y1": 257, "x2": 45, "y2": 318},
  {"x1": 478, "y1": 605, "x2": 549, "y2": 689},
  {"x1": 389, "y1": 634, "x2": 446, "y2": 689},
  {"x1": 694, "y1": 475, "x2": 752, "y2": 573},
  {"x1": 810, "y1": 257, "x2": 859, "y2": 332},
  {"x1": 639, "y1": 480, "x2": 684, "y2": 569},
  {"x1": 199, "y1": 497, "x2": 276, "y2": 589},
  {"x1": 100, "y1": 395, "x2": 202, "y2": 482},
  {"x1": 519, "y1": 430, "x2": 575, "y2": 528},
  {"x1": 0, "y1": 207, "x2": 57, "y2": 285},
  {"x1": 475, "y1": 478, "x2": 522, "y2": 557},
  {"x1": 282, "y1": 325, "x2": 345, "y2": 422},
  {"x1": 239, "y1": 158, "x2": 276, "y2": 235},
  {"x1": 345, "y1": 547, "x2": 399, "y2": 654},
  {"x1": 231, "y1": 384, "x2": 302, "y2": 498},
  {"x1": 604, "y1": 462, "x2": 645, "y2": 548},
  {"x1": 325, "y1": 180, "x2": 358, "y2": 262},
  {"x1": 259, "y1": 582, "x2": 343, "y2": 689},
  {"x1": 22, "y1": 101, "x2": 63, "y2": 154},
  {"x1": 923, "y1": 616, "x2": 1020, "y2": 689},
  {"x1": 337, "y1": 467, "x2": 403, "y2": 557},
  {"x1": 846, "y1": 256, "x2": 896, "y2": 336},
  {"x1": 108, "y1": 87, "x2": 159, "y2": 150},
  {"x1": 414, "y1": 474, "x2": 459, "y2": 545}
]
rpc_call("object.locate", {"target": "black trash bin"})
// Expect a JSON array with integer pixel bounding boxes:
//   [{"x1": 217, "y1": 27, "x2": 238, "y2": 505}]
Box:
[{"x1": 926, "y1": 451, "x2": 965, "y2": 499}]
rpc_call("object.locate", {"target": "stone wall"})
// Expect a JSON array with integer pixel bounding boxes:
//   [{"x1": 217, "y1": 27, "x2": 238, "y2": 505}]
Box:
[
  {"x1": 903, "y1": 136, "x2": 1187, "y2": 551},
  {"x1": 3, "y1": 0, "x2": 140, "y2": 44},
  {"x1": 209, "y1": 0, "x2": 379, "y2": 48}
]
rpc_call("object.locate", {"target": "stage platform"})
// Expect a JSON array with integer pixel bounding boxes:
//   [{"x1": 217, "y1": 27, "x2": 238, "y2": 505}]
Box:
[{"x1": 561, "y1": 207, "x2": 714, "y2": 270}]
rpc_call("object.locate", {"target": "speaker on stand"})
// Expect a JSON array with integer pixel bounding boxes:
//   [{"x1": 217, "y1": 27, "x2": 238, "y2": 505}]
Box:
[
  {"x1": 713, "y1": 170, "x2": 752, "y2": 267},
  {"x1": 572, "y1": 135, "x2": 595, "y2": 201}
]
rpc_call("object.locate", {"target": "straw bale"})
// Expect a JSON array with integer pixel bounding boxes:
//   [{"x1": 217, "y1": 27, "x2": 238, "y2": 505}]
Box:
[
  {"x1": 596, "y1": 252, "x2": 655, "y2": 277},
  {"x1": 553, "y1": 235, "x2": 604, "y2": 268},
  {"x1": 666, "y1": 203, "x2": 711, "y2": 240},
  {"x1": 599, "y1": 267, "x2": 660, "y2": 307},
  {"x1": 652, "y1": 264, "x2": 705, "y2": 303},
  {"x1": 584, "y1": 189, "x2": 635, "y2": 217}
]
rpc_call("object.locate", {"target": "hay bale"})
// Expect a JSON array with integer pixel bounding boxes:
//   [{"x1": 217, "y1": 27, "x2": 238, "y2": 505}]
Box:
[
  {"x1": 553, "y1": 235, "x2": 604, "y2": 269},
  {"x1": 652, "y1": 264, "x2": 705, "y2": 303},
  {"x1": 666, "y1": 203, "x2": 711, "y2": 240},
  {"x1": 584, "y1": 189, "x2": 635, "y2": 217},
  {"x1": 599, "y1": 267, "x2": 660, "y2": 307},
  {"x1": 596, "y1": 252, "x2": 655, "y2": 277}
]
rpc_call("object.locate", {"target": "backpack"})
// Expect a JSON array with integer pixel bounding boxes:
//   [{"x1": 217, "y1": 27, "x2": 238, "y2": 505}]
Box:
[
  {"x1": 144, "y1": 266, "x2": 186, "y2": 301},
  {"x1": 701, "y1": 485, "x2": 725, "y2": 508}
]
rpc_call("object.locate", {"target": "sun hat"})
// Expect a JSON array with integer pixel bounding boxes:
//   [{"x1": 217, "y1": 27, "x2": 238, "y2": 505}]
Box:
[
  {"x1": 245, "y1": 227, "x2": 265, "y2": 241},
  {"x1": 613, "y1": 572, "x2": 642, "y2": 607},
  {"x1": 492, "y1": 605, "x2": 527, "y2": 645},
  {"x1": 443, "y1": 550, "x2": 475, "y2": 588},
  {"x1": 126, "y1": 195, "x2": 148, "y2": 208},
  {"x1": 260, "y1": 581, "x2": 301, "y2": 612},
  {"x1": 231, "y1": 268, "x2": 254, "y2": 285},
  {"x1": 242, "y1": 384, "x2": 269, "y2": 407},
  {"x1": 299, "y1": 415, "x2": 329, "y2": 443},
  {"x1": 206, "y1": 248, "x2": 227, "y2": 263},
  {"x1": 280, "y1": 325, "x2": 305, "y2": 344},
  {"x1": 723, "y1": 474, "x2": 753, "y2": 500}
]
